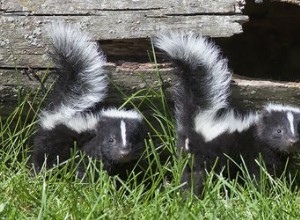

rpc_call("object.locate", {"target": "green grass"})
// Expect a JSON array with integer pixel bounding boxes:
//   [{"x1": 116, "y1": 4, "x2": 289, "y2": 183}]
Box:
[{"x1": 2, "y1": 67, "x2": 300, "y2": 219}]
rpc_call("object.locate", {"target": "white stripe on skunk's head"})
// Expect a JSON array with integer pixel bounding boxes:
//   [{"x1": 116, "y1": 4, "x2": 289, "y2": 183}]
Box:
[
  {"x1": 39, "y1": 105, "x2": 77, "y2": 130},
  {"x1": 287, "y1": 112, "x2": 295, "y2": 135},
  {"x1": 100, "y1": 108, "x2": 143, "y2": 121},
  {"x1": 120, "y1": 120, "x2": 127, "y2": 146},
  {"x1": 264, "y1": 103, "x2": 300, "y2": 114}
]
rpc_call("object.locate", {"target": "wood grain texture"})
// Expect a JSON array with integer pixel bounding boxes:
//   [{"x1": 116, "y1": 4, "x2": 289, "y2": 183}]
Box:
[
  {"x1": 1, "y1": 0, "x2": 239, "y2": 14},
  {"x1": 0, "y1": 13, "x2": 247, "y2": 68},
  {"x1": 0, "y1": 0, "x2": 247, "y2": 68},
  {"x1": 0, "y1": 0, "x2": 247, "y2": 104},
  {"x1": 1, "y1": 64, "x2": 300, "y2": 119},
  {"x1": 1, "y1": 0, "x2": 300, "y2": 123}
]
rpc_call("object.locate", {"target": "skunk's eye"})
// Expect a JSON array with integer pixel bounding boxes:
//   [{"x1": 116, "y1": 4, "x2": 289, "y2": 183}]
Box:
[
  {"x1": 277, "y1": 129, "x2": 282, "y2": 134},
  {"x1": 108, "y1": 138, "x2": 114, "y2": 143}
]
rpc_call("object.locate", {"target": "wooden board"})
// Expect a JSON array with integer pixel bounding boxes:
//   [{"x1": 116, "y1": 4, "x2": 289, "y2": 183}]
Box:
[
  {"x1": 0, "y1": 0, "x2": 247, "y2": 110},
  {"x1": 1, "y1": 64, "x2": 300, "y2": 119},
  {"x1": 0, "y1": 14, "x2": 247, "y2": 68},
  {"x1": 0, "y1": 0, "x2": 247, "y2": 68},
  {"x1": 8, "y1": 0, "x2": 300, "y2": 121},
  {"x1": 1, "y1": 0, "x2": 240, "y2": 14}
]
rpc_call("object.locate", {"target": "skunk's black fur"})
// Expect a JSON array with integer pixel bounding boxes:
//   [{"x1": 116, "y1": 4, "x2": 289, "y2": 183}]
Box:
[
  {"x1": 33, "y1": 22, "x2": 146, "y2": 179},
  {"x1": 155, "y1": 32, "x2": 300, "y2": 195}
]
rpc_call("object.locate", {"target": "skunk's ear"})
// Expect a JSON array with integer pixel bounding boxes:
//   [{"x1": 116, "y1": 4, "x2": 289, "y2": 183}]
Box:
[
  {"x1": 255, "y1": 110, "x2": 269, "y2": 136},
  {"x1": 257, "y1": 109, "x2": 272, "y2": 124},
  {"x1": 258, "y1": 108, "x2": 271, "y2": 116},
  {"x1": 94, "y1": 117, "x2": 110, "y2": 129},
  {"x1": 98, "y1": 117, "x2": 109, "y2": 123}
]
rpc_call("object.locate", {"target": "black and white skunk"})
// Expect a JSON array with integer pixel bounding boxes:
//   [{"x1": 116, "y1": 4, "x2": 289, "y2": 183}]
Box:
[
  {"x1": 154, "y1": 32, "x2": 300, "y2": 194},
  {"x1": 33, "y1": 22, "x2": 146, "y2": 178}
]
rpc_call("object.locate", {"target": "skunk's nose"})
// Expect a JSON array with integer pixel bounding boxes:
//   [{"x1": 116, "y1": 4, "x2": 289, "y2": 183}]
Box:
[
  {"x1": 120, "y1": 149, "x2": 130, "y2": 156},
  {"x1": 288, "y1": 138, "x2": 299, "y2": 145}
]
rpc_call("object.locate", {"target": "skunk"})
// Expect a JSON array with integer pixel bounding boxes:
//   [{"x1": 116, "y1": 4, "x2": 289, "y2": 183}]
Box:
[
  {"x1": 33, "y1": 22, "x2": 146, "y2": 178},
  {"x1": 154, "y1": 32, "x2": 300, "y2": 195}
]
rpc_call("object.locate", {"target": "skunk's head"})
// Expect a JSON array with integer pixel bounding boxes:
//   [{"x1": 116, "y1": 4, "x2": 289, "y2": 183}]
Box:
[
  {"x1": 256, "y1": 104, "x2": 300, "y2": 153},
  {"x1": 89, "y1": 109, "x2": 146, "y2": 163},
  {"x1": 97, "y1": 117, "x2": 145, "y2": 162}
]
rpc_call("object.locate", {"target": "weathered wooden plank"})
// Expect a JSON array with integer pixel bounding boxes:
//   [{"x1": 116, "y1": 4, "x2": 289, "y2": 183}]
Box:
[
  {"x1": 0, "y1": 14, "x2": 247, "y2": 68},
  {"x1": 1, "y1": 65, "x2": 300, "y2": 118},
  {"x1": 0, "y1": 62, "x2": 174, "y2": 100},
  {"x1": 1, "y1": 0, "x2": 240, "y2": 14},
  {"x1": 231, "y1": 78, "x2": 300, "y2": 109},
  {"x1": 0, "y1": 63, "x2": 175, "y2": 118}
]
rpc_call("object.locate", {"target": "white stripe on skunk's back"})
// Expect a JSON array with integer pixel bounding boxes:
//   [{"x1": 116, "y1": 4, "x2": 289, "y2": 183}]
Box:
[
  {"x1": 40, "y1": 111, "x2": 100, "y2": 133},
  {"x1": 264, "y1": 103, "x2": 300, "y2": 113},
  {"x1": 194, "y1": 109, "x2": 259, "y2": 142}
]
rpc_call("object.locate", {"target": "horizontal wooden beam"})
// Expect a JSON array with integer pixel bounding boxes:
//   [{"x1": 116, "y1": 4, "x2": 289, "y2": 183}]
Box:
[
  {"x1": 0, "y1": 0, "x2": 247, "y2": 68},
  {"x1": 1, "y1": 63, "x2": 300, "y2": 119},
  {"x1": 1, "y1": 0, "x2": 241, "y2": 14},
  {"x1": 0, "y1": 14, "x2": 247, "y2": 68}
]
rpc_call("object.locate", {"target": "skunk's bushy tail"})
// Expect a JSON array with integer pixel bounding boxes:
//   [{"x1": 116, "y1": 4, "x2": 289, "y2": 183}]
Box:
[
  {"x1": 40, "y1": 22, "x2": 107, "y2": 130},
  {"x1": 154, "y1": 32, "x2": 232, "y2": 113}
]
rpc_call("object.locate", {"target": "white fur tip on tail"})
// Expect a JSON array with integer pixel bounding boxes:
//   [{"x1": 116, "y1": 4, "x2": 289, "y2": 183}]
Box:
[
  {"x1": 154, "y1": 31, "x2": 208, "y2": 61},
  {"x1": 41, "y1": 21, "x2": 108, "y2": 126},
  {"x1": 154, "y1": 31, "x2": 232, "y2": 112}
]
